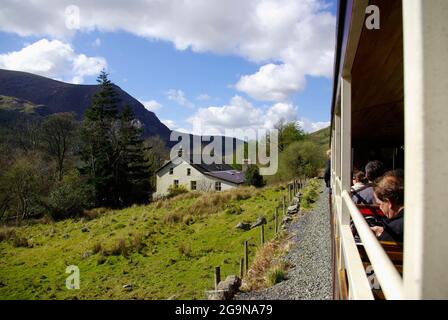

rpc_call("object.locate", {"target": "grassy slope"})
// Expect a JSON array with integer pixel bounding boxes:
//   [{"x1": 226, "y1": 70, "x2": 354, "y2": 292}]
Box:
[
  {"x1": 0, "y1": 186, "x2": 285, "y2": 300},
  {"x1": 307, "y1": 126, "x2": 330, "y2": 149}
]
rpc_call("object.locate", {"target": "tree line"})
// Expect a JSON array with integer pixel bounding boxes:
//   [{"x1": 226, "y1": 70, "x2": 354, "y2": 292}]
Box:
[{"x1": 0, "y1": 71, "x2": 168, "y2": 222}]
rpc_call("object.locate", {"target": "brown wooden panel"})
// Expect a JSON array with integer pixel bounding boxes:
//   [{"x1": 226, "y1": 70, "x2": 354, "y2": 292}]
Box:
[{"x1": 351, "y1": 0, "x2": 404, "y2": 147}]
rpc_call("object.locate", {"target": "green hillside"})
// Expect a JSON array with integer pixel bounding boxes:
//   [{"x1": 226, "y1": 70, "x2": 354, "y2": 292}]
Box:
[
  {"x1": 0, "y1": 186, "x2": 285, "y2": 300},
  {"x1": 307, "y1": 126, "x2": 330, "y2": 149},
  {"x1": 0, "y1": 95, "x2": 45, "y2": 114}
]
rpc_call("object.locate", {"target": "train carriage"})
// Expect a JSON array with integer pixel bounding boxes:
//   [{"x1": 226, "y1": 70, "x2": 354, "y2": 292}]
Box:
[{"x1": 330, "y1": 0, "x2": 448, "y2": 299}]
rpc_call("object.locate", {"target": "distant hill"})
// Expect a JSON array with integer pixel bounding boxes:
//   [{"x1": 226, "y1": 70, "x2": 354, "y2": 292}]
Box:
[{"x1": 0, "y1": 69, "x2": 171, "y2": 142}]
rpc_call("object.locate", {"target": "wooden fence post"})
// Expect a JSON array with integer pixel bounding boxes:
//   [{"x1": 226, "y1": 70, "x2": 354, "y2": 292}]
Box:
[
  {"x1": 261, "y1": 224, "x2": 265, "y2": 245},
  {"x1": 282, "y1": 196, "x2": 286, "y2": 218},
  {"x1": 240, "y1": 258, "x2": 244, "y2": 278},
  {"x1": 245, "y1": 241, "x2": 249, "y2": 275},
  {"x1": 275, "y1": 207, "x2": 278, "y2": 234},
  {"x1": 215, "y1": 266, "x2": 221, "y2": 290}
]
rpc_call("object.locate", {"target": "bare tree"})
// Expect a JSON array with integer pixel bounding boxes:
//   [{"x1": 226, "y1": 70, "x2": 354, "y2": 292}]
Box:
[{"x1": 41, "y1": 112, "x2": 78, "y2": 180}]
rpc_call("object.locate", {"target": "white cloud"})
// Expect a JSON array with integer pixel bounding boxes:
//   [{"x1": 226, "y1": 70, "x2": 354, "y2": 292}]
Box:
[
  {"x1": 0, "y1": 38, "x2": 106, "y2": 83},
  {"x1": 0, "y1": 0, "x2": 335, "y2": 101},
  {"x1": 235, "y1": 63, "x2": 304, "y2": 101},
  {"x1": 196, "y1": 93, "x2": 211, "y2": 101},
  {"x1": 166, "y1": 89, "x2": 194, "y2": 108},
  {"x1": 187, "y1": 95, "x2": 298, "y2": 137},
  {"x1": 140, "y1": 99, "x2": 162, "y2": 112},
  {"x1": 297, "y1": 118, "x2": 330, "y2": 133}
]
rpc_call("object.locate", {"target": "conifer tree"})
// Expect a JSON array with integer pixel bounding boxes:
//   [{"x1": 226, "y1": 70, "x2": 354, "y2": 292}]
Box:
[
  {"x1": 116, "y1": 106, "x2": 152, "y2": 205},
  {"x1": 80, "y1": 70, "x2": 119, "y2": 207}
]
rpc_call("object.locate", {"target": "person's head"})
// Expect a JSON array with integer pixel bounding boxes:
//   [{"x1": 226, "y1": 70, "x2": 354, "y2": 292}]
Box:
[
  {"x1": 373, "y1": 174, "x2": 404, "y2": 219},
  {"x1": 365, "y1": 160, "x2": 385, "y2": 182},
  {"x1": 353, "y1": 171, "x2": 366, "y2": 184},
  {"x1": 326, "y1": 149, "x2": 331, "y2": 159}
]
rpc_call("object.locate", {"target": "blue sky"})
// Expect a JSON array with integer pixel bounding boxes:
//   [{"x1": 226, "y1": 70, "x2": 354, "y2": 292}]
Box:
[{"x1": 0, "y1": 0, "x2": 337, "y2": 135}]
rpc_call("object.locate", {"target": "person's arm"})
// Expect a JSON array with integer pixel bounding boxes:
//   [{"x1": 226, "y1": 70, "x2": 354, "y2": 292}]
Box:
[{"x1": 371, "y1": 226, "x2": 384, "y2": 238}]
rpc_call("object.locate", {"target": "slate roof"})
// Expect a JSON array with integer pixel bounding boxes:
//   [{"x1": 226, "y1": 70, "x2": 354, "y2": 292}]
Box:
[{"x1": 156, "y1": 154, "x2": 246, "y2": 185}]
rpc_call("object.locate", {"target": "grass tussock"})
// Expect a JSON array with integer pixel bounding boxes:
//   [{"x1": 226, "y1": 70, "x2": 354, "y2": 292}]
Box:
[
  {"x1": 81, "y1": 207, "x2": 108, "y2": 220},
  {"x1": 110, "y1": 238, "x2": 128, "y2": 257},
  {"x1": 161, "y1": 187, "x2": 259, "y2": 224},
  {"x1": 241, "y1": 234, "x2": 290, "y2": 291},
  {"x1": 0, "y1": 226, "x2": 30, "y2": 247},
  {"x1": 0, "y1": 227, "x2": 16, "y2": 242},
  {"x1": 178, "y1": 242, "x2": 192, "y2": 257},
  {"x1": 265, "y1": 263, "x2": 287, "y2": 286}
]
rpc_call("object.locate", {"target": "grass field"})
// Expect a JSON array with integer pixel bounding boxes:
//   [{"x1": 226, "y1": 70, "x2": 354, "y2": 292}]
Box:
[{"x1": 0, "y1": 185, "x2": 288, "y2": 300}]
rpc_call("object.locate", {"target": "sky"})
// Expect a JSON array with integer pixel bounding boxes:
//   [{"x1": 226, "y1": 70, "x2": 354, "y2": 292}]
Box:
[{"x1": 0, "y1": 0, "x2": 337, "y2": 136}]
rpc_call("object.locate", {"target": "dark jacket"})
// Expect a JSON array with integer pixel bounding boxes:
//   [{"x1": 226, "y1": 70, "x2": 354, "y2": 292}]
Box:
[
  {"x1": 324, "y1": 159, "x2": 331, "y2": 188},
  {"x1": 352, "y1": 183, "x2": 375, "y2": 205},
  {"x1": 379, "y1": 210, "x2": 404, "y2": 243}
]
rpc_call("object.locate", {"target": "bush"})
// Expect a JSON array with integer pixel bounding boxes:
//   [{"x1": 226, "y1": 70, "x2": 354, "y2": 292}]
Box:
[
  {"x1": 300, "y1": 178, "x2": 320, "y2": 209},
  {"x1": 167, "y1": 185, "x2": 189, "y2": 198},
  {"x1": 48, "y1": 170, "x2": 94, "y2": 220},
  {"x1": 245, "y1": 165, "x2": 265, "y2": 188}
]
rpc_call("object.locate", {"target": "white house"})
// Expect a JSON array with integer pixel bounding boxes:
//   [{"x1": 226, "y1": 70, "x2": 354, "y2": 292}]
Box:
[{"x1": 153, "y1": 154, "x2": 246, "y2": 197}]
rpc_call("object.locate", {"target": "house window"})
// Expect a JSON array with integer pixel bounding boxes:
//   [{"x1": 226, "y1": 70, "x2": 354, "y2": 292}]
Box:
[
  {"x1": 215, "y1": 181, "x2": 221, "y2": 191},
  {"x1": 187, "y1": 168, "x2": 191, "y2": 176},
  {"x1": 191, "y1": 181, "x2": 197, "y2": 191},
  {"x1": 169, "y1": 167, "x2": 174, "y2": 175},
  {"x1": 174, "y1": 180, "x2": 179, "y2": 187}
]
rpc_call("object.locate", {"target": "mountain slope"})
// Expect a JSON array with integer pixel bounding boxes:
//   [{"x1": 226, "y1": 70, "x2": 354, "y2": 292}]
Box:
[{"x1": 0, "y1": 69, "x2": 171, "y2": 141}]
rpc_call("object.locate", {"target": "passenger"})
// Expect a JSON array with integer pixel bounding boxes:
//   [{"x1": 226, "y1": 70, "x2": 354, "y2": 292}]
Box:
[
  {"x1": 371, "y1": 174, "x2": 404, "y2": 242},
  {"x1": 352, "y1": 160, "x2": 385, "y2": 205},
  {"x1": 324, "y1": 149, "x2": 331, "y2": 192},
  {"x1": 351, "y1": 170, "x2": 367, "y2": 192}
]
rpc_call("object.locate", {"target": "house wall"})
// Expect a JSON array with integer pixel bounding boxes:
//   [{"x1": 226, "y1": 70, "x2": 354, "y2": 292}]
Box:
[{"x1": 153, "y1": 160, "x2": 239, "y2": 197}]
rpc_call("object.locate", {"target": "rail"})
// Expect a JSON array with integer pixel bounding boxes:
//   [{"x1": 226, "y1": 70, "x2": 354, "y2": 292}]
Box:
[{"x1": 341, "y1": 191, "x2": 403, "y2": 300}]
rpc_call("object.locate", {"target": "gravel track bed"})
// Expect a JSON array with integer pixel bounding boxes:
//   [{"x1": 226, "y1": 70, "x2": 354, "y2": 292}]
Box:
[{"x1": 235, "y1": 181, "x2": 333, "y2": 300}]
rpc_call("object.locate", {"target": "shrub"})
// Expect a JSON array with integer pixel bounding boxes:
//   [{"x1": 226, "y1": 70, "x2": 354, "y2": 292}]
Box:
[
  {"x1": 48, "y1": 170, "x2": 94, "y2": 220},
  {"x1": 245, "y1": 165, "x2": 265, "y2": 188},
  {"x1": 167, "y1": 185, "x2": 189, "y2": 198}
]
